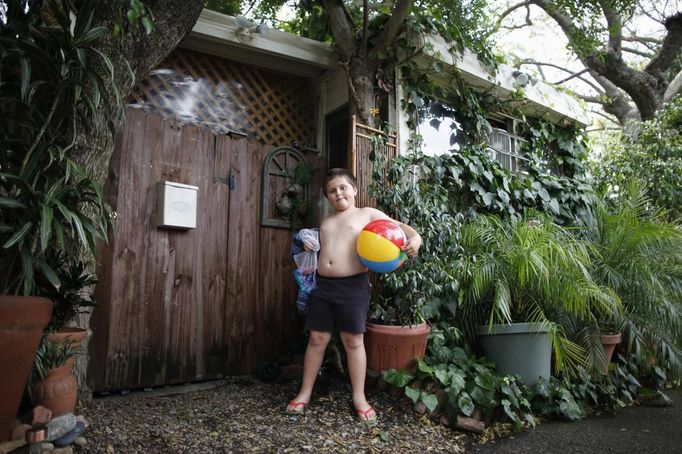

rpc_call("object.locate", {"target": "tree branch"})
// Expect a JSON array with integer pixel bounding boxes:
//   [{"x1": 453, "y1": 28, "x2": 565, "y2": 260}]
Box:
[
  {"x1": 621, "y1": 46, "x2": 655, "y2": 58},
  {"x1": 622, "y1": 34, "x2": 662, "y2": 45},
  {"x1": 531, "y1": 0, "x2": 659, "y2": 120},
  {"x1": 361, "y1": 0, "x2": 369, "y2": 56},
  {"x1": 518, "y1": 59, "x2": 605, "y2": 94},
  {"x1": 321, "y1": 0, "x2": 357, "y2": 62},
  {"x1": 367, "y1": 0, "x2": 413, "y2": 65},
  {"x1": 553, "y1": 68, "x2": 589, "y2": 85},
  {"x1": 646, "y1": 12, "x2": 682, "y2": 76},
  {"x1": 598, "y1": 0, "x2": 623, "y2": 56},
  {"x1": 497, "y1": 1, "x2": 534, "y2": 25},
  {"x1": 664, "y1": 69, "x2": 682, "y2": 102}
]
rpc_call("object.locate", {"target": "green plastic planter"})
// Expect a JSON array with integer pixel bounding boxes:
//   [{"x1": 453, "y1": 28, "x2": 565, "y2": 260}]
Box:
[{"x1": 477, "y1": 322, "x2": 552, "y2": 385}]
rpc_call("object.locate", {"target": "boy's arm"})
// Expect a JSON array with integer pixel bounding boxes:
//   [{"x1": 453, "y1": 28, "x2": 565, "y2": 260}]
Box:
[
  {"x1": 395, "y1": 221, "x2": 422, "y2": 258},
  {"x1": 366, "y1": 208, "x2": 422, "y2": 258}
]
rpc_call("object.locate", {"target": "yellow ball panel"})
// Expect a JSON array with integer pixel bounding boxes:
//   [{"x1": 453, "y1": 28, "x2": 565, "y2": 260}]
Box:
[{"x1": 356, "y1": 230, "x2": 401, "y2": 262}]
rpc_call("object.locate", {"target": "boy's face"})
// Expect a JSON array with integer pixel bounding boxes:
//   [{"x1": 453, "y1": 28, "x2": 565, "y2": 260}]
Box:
[{"x1": 325, "y1": 176, "x2": 357, "y2": 211}]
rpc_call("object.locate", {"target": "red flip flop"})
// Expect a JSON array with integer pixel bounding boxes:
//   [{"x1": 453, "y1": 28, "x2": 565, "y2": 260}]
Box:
[
  {"x1": 285, "y1": 400, "x2": 307, "y2": 416},
  {"x1": 355, "y1": 406, "x2": 378, "y2": 425}
]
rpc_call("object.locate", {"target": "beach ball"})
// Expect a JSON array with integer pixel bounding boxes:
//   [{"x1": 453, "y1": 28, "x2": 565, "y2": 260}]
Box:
[{"x1": 356, "y1": 219, "x2": 408, "y2": 273}]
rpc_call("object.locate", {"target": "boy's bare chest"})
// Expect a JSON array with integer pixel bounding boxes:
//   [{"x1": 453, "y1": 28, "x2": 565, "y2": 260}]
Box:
[{"x1": 322, "y1": 213, "x2": 369, "y2": 240}]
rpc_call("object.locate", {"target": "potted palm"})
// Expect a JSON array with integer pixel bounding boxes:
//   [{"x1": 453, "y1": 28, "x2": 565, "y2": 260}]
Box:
[
  {"x1": 0, "y1": 1, "x2": 115, "y2": 440},
  {"x1": 457, "y1": 213, "x2": 620, "y2": 384},
  {"x1": 581, "y1": 186, "x2": 682, "y2": 375}
]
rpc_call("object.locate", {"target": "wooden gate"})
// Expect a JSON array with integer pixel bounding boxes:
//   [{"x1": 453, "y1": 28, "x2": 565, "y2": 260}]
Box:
[{"x1": 89, "y1": 108, "x2": 302, "y2": 391}]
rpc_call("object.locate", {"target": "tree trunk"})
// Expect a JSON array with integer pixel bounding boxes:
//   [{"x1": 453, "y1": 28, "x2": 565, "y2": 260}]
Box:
[
  {"x1": 348, "y1": 56, "x2": 378, "y2": 127},
  {"x1": 73, "y1": 0, "x2": 204, "y2": 182},
  {"x1": 69, "y1": 0, "x2": 204, "y2": 404}
]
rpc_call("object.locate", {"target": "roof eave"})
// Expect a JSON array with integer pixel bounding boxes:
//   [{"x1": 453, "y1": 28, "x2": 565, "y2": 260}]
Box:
[{"x1": 180, "y1": 9, "x2": 338, "y2": 78}]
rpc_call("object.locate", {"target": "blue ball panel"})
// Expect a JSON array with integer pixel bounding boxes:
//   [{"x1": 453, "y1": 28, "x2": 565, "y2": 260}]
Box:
[{"x1": 359, "y1": 256, "x2": 403, "y2": 273}]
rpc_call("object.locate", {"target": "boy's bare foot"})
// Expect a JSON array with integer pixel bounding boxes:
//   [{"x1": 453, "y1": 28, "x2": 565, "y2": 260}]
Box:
[
  {"x1": 285, "y1": 394, "x2": 310, "y2": 415},
  {"x1": 285, "y1": 400, "x2": 307, "y2": 415},
  {"x1": 353, "y1": 396, "x2": 377, "y2": 424},
  {"x1": 355, "y1": 405, "x2": 377, "y2": 424}
]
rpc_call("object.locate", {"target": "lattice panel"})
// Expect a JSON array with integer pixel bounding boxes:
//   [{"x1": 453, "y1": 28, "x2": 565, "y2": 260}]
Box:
[
  {"x1": 351, "y1": 117, "x2": 398, "y2": 209},
  {"x1": 128, "y1": 48, "x2": 315, "y2": 146}
]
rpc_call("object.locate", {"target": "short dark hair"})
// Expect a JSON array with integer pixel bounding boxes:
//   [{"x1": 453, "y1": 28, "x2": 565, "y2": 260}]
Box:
[{"x1": 323, "y1": 168, "x2": 357, "y2": 196}]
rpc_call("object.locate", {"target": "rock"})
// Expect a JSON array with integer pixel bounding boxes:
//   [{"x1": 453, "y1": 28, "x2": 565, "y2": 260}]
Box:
[
  {"x1": 40, "y1": 442, "x2": 54, "y2": 451},
  {"x1": 455, "y1": 415, "x2": 485, "y2": 433},
  {"x1": 106, "y1": 444, "x2": 115, "y2": 453},
  {"x1": 11, "y1": 423, "x2": 31, "y2": 441},
  {"x1": 0, "y1": 439, "x2": 26, "y2": 454},
  {"x1": 46, "y1": 414, "x2": 77, "y2": 441},
  {"x1": 28, "y1": 406, "x2": 53, "y2": 425},
  {"x1": 74, "y1": 437, "x2": 86, "y2": 447},
  {"x1": 52, "y1": 447, "x2": 73, "y2": 454},
  {"x1": 53, "y1": 421, "x2": 86, "y2": 447}
]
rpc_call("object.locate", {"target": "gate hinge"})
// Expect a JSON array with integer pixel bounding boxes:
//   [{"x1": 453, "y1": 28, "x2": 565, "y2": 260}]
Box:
[{"x1": 215, "y1": 174, "x2": 235, "y2": 189}]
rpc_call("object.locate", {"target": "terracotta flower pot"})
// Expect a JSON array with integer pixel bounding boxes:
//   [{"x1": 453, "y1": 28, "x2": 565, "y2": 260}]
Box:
[
  {"x1": 33, "y1": 364, "x2": 78, "y2": 417},
  {"x1": 0, "y1": 295, "x2": 53, "y2": 442},
  {"x1": 364, "y1": 322, "x2": 431, "y2": 373},
  {"x1": 599, "y1": 333, "x2": 622, "y2": 373}
]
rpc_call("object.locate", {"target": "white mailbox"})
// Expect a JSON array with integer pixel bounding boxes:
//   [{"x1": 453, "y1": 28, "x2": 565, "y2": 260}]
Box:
[{"x1": 156, "y1": 181, "x2": 198, "y2": 229}]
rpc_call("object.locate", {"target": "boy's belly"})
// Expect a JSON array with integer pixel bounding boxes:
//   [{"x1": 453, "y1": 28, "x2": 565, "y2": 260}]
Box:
[{"x1": 317, "y1": 251, "x2": 366, "y2": 277}]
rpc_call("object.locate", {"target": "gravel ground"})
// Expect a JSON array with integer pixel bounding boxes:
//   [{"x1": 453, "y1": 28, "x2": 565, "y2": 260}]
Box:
[{"x1": 77, "y1": 374, "x2": 474, "y2": 453}]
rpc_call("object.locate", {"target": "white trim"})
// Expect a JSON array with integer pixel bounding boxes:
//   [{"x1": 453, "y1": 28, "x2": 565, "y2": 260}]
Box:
[
  {"x1": 181, "y1": 10, "x2": 338, "y2": 78},
  {"x1": 406, "y1": 33, "x2": 591, "y2": 126}
]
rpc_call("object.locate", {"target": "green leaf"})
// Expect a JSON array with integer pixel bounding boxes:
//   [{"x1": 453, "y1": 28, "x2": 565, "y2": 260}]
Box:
[
  {"x1": 37, "y1": 260, "x2": 61, "y2": 289},
  {"x1": 383, "y1": 369, "x2": 414, "y2": 387},
  {"x1": 0, "y1": 196, "x2": 26, "y2": 208},
  {"x1": 434, "y1": 368, "x2": 450, "y2": 386},
  {"x1": 482, "y1": 192, "x2": 494, "y2": 206},
  {"x1": 76, "y1": 26, "x2": 108, "y2": 45},
  {"x1": 3, "y1": 222, "x2": 32, "y2": 249},
  {"x1": 20, "y1": 57, "x2": 31, "y2": 100},
  {"x1": 20, "y1": 246, "x2": 35, "y2": 295},
  {"x1": 405, "y1": 386, "x2": 420, "y2": 404},
  {"x1": 458, "y1": 392, "x2": 475, "y2": 416},
  {"x1": 127, "y1": 9, "x2": 139, "y2": 24},
  {"x1": 421, "y1": 392, "x2": 439, "y2": 413},
  {"x1": 501, "y1": 399, "x2": 520, "y2": 423},
  {"x1": 474, "y1": 373, "x2": 496, "y2": 390},
  {"x1": 417, "y1": 358, "x2": 434, "y2": 375},
  {"x1": 39, "y1": 203, "x2": 54, "y2": 252},
  {"x1": 141, "y1": 17, "x2": 154, "y2": 35},
  {"x1": 447, "y1": 369, "x2": 466, "y2": 395}
]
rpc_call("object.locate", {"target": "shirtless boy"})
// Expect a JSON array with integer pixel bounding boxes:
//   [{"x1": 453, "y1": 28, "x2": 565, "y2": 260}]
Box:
[{"x1": 285, "y1": 168, "x2": 422, "y2": 423}]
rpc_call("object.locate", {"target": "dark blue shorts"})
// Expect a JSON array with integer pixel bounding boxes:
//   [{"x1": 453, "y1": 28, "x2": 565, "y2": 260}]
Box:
[{"x1": 305, "y1": 273, "x2": 371, "y2": 334}]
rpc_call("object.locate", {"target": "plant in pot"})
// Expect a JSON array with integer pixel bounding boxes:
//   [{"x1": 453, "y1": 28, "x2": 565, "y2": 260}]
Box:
[
  {"x1": 579, "y1": 185, "x2": 682, "y2": 377},
  {"x1": 456, "y1": 213, "x2": 621, "y2": 384},
  {"x1": 366, "y1": 148, "x2": 464, "y2": 374},
  {"x1": 0, "y1": 0, "x2": 116, "y2": 440},
  {"x1": 37, "y1": 254, "x2": 99, "y2": 347},
  {"x1": 30, "y1": 338, "x2": 80, "y2": 417}
]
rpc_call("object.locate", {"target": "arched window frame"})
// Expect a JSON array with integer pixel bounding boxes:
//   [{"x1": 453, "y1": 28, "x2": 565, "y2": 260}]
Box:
[{"x1": 261, "y1": 147, "x2": 309, "y2": 228}]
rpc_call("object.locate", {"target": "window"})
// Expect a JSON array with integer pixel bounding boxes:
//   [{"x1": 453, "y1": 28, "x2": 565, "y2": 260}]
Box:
[
  {"x1": 415, "y1": 99, "x2": 462, "y2": 156},
  {"x1": 487, "y1": 117, "x2": 527, "y2": 172}
]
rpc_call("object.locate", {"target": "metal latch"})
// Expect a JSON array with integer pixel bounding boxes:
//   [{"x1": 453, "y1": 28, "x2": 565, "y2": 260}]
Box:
[{"x1": 215, "y1": 174, "x2": 235, "y2": 189}]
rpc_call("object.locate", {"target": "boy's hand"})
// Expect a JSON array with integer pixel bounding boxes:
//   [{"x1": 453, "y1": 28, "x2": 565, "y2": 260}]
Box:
[
  {"x1": 402, "y1": 234, "x2": 422, "y2": 258},
  {"x1": 303, "y1": 240, "x2": 315, "y2": 252}
]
